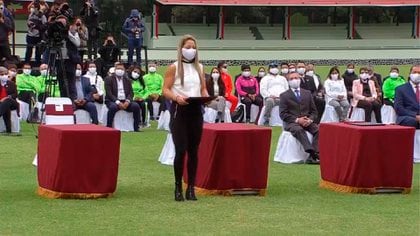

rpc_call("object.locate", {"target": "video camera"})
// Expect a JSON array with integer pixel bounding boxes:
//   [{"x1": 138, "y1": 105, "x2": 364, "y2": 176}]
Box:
[{"x1": 46, "y1": 20, "x2": 67, "y2": 47}]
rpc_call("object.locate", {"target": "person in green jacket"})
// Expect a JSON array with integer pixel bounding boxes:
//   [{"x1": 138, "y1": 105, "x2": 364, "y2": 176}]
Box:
[
  {"x1": 35, "y1": 64, "x2": 60, "y2": 103},
  {"x1": 129, "y1": 65, "x2": 147, "y2": 127},
  {"x1": 382, "y1": 66, "x2": 406, "y2": 106},
  {"x1": 143, "y1": 63, "x2": 166, "y2": 120},
  {"x1": 16, "y1": 63, "x2": 38, "y2": 110}
]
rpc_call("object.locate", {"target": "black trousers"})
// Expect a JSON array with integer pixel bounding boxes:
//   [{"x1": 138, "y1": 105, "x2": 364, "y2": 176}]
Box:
[
  {"x1": 133, "y1": 100, "x2": 147, "y2": 124},
  {"x1": 285, "y1": 122, "x2": 319, "y2": 154},
  {"x1": 0, "y1": 98, "x2": 18, "y2": 133},
  {"x1": 357, "y1": 100, "x2": 382, "y2": 123},
  {"x1": 18, "y1": 91, "x2": 35, "y2": 111},
  {"x1": 314, "y1": 96, "x2": 326, "y2": 124},
  {"x1": 57, "y1": 59, "x2": 76, "y2": 99},
  {"x1": 241, "y1": 96, "x2": 263, "y2": 120},
  {"x1": 170, "y1": 102, "x2": 203, "y2": 186},
  {"x1": 146, "y1": 95, "x2": 166, "y2": 119}
]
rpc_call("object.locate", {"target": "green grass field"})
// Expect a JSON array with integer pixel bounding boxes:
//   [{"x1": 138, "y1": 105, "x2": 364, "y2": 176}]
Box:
[{"x1": 1, "y1": 121, "x2": 419, "y2": 235}]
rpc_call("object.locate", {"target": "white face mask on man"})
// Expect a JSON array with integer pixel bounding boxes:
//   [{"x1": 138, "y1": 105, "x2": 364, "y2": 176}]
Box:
[
  {"x1": 115, "y1": 69, "x2": 125, "y2": 77},
  {"x1": 148, "y1": 67, "x2": 156, "y2": 73},
  {"x1": 88, "y1": 67, "x2": 97, "y2": 75},
  {"x1": 288, "y1": 79, "x2": 301, "y2": 89},
  {"x1": 410, "y1": 73, "x2": 420, "y2": 84},
  {"x1": 389, "y1": 72, "x2": 399, "y2": 79},
  {"x1": 23, "y1": 69, "x2": 31, "y2": 75},
  {"x1": 269, "y1": 68, "x2": 279, "y2": 75},
  {"x1": 40, "y1": 69, "x2": 48, "y2": 76}
]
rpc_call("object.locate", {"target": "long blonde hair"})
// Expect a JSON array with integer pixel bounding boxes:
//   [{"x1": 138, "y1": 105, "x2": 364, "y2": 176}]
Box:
[{"x1": 177, "y1": 34, "x2": 203, "y2": 86}]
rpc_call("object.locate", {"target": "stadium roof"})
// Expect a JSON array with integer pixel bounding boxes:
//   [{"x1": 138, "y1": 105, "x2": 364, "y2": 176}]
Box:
[{"x1": 156, "y1": 0, "x2": 420, "y2": 7}]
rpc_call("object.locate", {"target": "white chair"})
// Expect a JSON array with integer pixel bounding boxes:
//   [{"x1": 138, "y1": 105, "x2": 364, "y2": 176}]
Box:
[
  {"x1": 257, "y1": 105, "x2": 282, "y2": 126},
  {"x1": 349, "y1": 107, "x2": 376, "y2": 123},
  {"x1": 414, "y1": 130, "x2": 420, "y2": 163},
  {"x1": 0, "y1": 110, "x2": 20, "y2": 133},
  {"x1": 17, "y1": 99, "x2": 30, "y2": 121},
  {"x1": 95, "y1": 102, "x2": 104, "y2": 123},
  {"x1": 99, "y1": 105, "x2": 108, "y2": 125},
  {"x1": 35, "y1": 102, "x2": 43, "y2": 123},
  {"x1": 273, "y1": 130, "x2": 313, "y2": 164},
  {"x1": 152, "y1": 101, "x2": 160, "y2": 120},
  {"x1": 74, "y1": 109, "x2": 91, "y2": 124},
  {"x1": 203, "y1": 106, "x2": 232, "y2": 123},
  {"x1": 44, "y1": 97, "x2": 74, "y2": 125},
  {"x1": 157, "y1": 110, "x2": 171, "y2": 131},
  {"x1": 381, "y1": 105, "x2": 396, "y2": 124},
  {"x1": 158, "y1": 133, "x2": 175, "y2": 165},
  {"x1": 320, "y1": 104, "x2": 339, "y2": 123},
  {"x1": 250, "y1": 104, "x2": 259, "y2": 122},
  {"x1": 113, "y1": 110, "x2": 134, "y2": 132}
]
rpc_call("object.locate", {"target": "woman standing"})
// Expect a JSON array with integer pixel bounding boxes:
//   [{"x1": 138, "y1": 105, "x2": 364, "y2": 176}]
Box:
[{"x1": 163, "y1": 35, "x2": 209, "y2": 201}]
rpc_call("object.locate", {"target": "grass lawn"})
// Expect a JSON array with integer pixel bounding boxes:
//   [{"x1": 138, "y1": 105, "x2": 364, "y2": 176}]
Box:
[{"x1": 0, "y1": 122, "x2": 419, "y2": 235}]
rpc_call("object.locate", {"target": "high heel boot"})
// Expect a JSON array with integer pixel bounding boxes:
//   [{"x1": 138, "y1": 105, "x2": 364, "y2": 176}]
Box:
[
  {"x1": 174, "y1": 182, "x2": 184, "y2": 201},
  {"x1": 185, "y1": 185, "x2": 197, "y2": 201}
]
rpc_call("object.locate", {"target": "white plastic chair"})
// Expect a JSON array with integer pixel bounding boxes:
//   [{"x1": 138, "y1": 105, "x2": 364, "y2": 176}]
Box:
[
  {"x1": 74, "y1": 109, "x2": 91, "y2": 124},
  {"x1": 113, "y1": 110, "x2": 134, "y2": 132},
  {"x1": 381, "y1": 105, "x2": 396, "y2": 124},
  {"x1": 157, "y1": 110, "x2": 171, "y2": 131},
  {"x1": 257, "y1": 105, "x2": 283, "y2": 126},
  {"x1": 320, "y1": 104, "x2": 339, "y2": 123},
  {"x1": 273, "y1": 131, "x2": 313, "y2": 164},
  {"x1": 349, "y1": 107, "x2": 376, "y2": 123},
  {"x1": 414, "y1": 130, "x2": 420, "y2": 163},
  {"x1": 158, "y1": 133, "x2": 175, "y2": 165},
  {"x1": 0, "y1": 110, "x2": 20, "y2": 133},
  {"x1": 17, "y1": 99, "x2": 30, "y2": 121}
]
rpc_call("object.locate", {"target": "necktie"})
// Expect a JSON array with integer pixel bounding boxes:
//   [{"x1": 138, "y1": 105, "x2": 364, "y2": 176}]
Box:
[
  {"x1": 416, "y1": 84, "x2": 420, "y2": 103},
  {"x1": 295, "y1": 89, "x2": 301, "y2": 102}
]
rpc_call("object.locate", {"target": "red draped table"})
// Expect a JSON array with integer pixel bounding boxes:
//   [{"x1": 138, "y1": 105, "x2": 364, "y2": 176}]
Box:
[
  {"x1": 319, "y1": 123, "x2": 415, "y2": 194},
  {"x1": 185, "y1": 123, "x2": 272, "y2": 196},
  {"x1": 37, "y1": 124, "x2": 121, "y2": 199}
]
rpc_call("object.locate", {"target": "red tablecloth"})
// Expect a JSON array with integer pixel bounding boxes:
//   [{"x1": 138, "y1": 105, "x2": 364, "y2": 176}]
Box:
[
  {"x1": 185, "y1": 123, "x2": 272, "y2": 196},
  {"x1": 37, "y1": 124, "x2": 121, "y2": 199},
  {"x1": 319, "y1": 123, "x2": 415, "y2": 194}
]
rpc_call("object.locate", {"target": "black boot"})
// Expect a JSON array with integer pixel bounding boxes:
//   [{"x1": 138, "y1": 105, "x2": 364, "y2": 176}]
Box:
[
  {"x1": 185, "y1": 185, "x2": 197, "y2": 201},
  {"x1": 174, "y1": 182, "x2": 184, "y2": 201}
]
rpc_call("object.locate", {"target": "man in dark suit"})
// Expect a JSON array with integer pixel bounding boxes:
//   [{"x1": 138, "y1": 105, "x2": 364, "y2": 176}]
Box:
[
  {"x1": 279, "y1": 71, "x2": 320, "y2": 164},
  {"x1": 73, "y1": 64, "x2": 98, "y2": 124},
  {"x1": 0, "y1": 66, "x2": 19, "y2": 134},
  {"x1": 105, "y1": 62, "x2": 140, "y2": 131},
  {"x1": 394, "y1": 65, "x2": 420, "y2": 129}
]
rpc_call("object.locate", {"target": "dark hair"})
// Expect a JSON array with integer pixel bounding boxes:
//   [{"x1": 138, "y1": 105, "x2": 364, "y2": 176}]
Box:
[
  {"x1": 7, "y1": 64, "x2": 17, "y2": 70},
  {"x1": 217, "y1": 61, "x2": 226, "y2": 69},
  {"x1": 207, "y1": 67, "x2": 226, "y2": 96},
  {"x1": 257, "y1": 66, "x2": 265, "y2": 72},
  {"x1": 359, "y1": 67, "x2": 368, "y2": 73},
  {"x1": 389, "y1": 66, "x2": 399, "y2": 72},
  {"x1": 241, "y1": 64, "x2": 250, "y2": 71},
  {"x1": 128, "y1": 65, "x2": 145, "y2": 88},
  {"x1": 280, "y1": 62, "x2": 289, "y2": 67},
  {"x1": 328, "y1": 66, "x2": 340, "y2": 78}
]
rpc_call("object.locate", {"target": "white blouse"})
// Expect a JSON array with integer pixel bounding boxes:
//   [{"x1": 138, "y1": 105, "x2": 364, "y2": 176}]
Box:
[{"x1": 171, "y1": 62, "x2": 202, "y2": 97}]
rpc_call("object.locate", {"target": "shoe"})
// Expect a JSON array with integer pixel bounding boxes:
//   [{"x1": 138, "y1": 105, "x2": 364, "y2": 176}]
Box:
[
  {"x1": 263, "y1": 120, "x2": 270, "y2": 126},
  {"x1": 215, "y1": 118, "x2": 219, "y2": 123},
  {"x1": 245, "y1": 118, "x2": 251, "y2": 123},
  {"x1": 185, "y1": 185, "x2": 197, "y2": 201},
  {"x1": 305, "y1": 153, "x2": 320, "y2": 164},
  {"x1": 174, "y1": 183, "x2": 184, "y2": 201}
]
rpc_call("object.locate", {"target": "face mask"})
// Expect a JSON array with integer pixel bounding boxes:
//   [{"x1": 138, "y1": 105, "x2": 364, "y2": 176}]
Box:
[
  {"x1": 389, "y1": 72, "x2": 398, "y2": 79},
  {"x1": 75, "y1": 69, "x2": 82, "y2": 77},
  {"x1": 288, "y1": 79, "x2": 301, "y2": 89},
  {"x1": 360, "y1": 73, "x2": 369, "y2": 81},
  {"x1": 88, "y1": 68, "x2": 97, "y2": 74},
  {"x1": 0, "y1": 75, "x2": 8, "y2": 82},
  {"x1": 269, "y1": 68, "x2": 279, "y2": 75},
  {"x1": 211, "y1": 73, "x2": 220, "y2": 80},
  {"x1": 297, "y1": 68, "x2": 306, "y2": 75},
  {"x1": 221, "y1": 68, "x2": 228, "y2": 73},
  {"x1": 30, "y1": 8, "x2": 35, "y2": 14},
  {"x1": 289, "y1": 68, "x2": 296, "y2": 73},
  {"x1": 131, "y1": 72, "x2": 140, "y2": 79},
  {"x1": 242, "y1": 71, "x2": 251, "y2": 77},
  {"x1": 115, "y1": 69, "x2": 125, "y2": 77},
  {"x1": 23, "y1": 69, "x2": 31, "y2": 75},
  {"x1": 8, "y1": 71, "x2": 16, "y2": 77},
  {"x1": 40, "y1": 70, "x2": 48, "y2": 76},
  {"x1": 347, "y1": 68, "x2": 354, "y2": 74},
  {"x1": 148, "y1": 67, "x2": 156, "y2": 73},
  {"x1": 258, "y1": 72, "x2": 265, "y2": 77},
  {"x1": 410, "y1": 73, "x2": 420, "y2": 84},
  {"x1": 181, "y1": 48, "x2": 196, "y2": 61},
  {"x1": 330, "y1": 74, "x2": 339, "y2": 80},
  {"x1": 281, "y1": 68, "x2": 289, "y2": 74},
  {"x1": 305, "y1": 71, "x2": 314, "y2": 77}
]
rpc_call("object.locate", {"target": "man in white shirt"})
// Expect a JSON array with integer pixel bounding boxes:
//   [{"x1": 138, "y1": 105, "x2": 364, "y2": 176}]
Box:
[{"x1": 259, "y1": 62, "x2": 288, "y2": 125}]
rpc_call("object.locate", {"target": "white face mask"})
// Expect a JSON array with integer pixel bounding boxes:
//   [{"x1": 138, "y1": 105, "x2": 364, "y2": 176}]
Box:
[
  {"x1": 8, "y1": 71, "x2": 16, "y2": 77},
  {"x1": 242, "y1": 71, "x2": 251, "y2": 77},
  {"x1": 30, "y1": 8, "x2": 35, "y2": 14},
  {"x1": 360, "y1": 73, "x2": 370, "y2": 81},
  {"x1": 221, "y1": 68, "x2": 228, "y2": 73},
  {"x1": 258, "y1": 72, "x2": 265, "y2": 77},
  {"x1": 288, "y1": 79, "x2": 301, "y2": 89},
  {"x1": 297, "y1": 68, "x2": 306, "y2": 75},
  {"x1": 75, "y1": 69, "x2": 82, "y2": 77},
  {"x1": 289, "y1": 68, "x2": 296, "y2": 73},
  {"x1": 148, "y1": 67, "x2": 156, "y2": 73},
  {"x1": 305, "y1": 71, "x2": 314, "y2": 77},
  {"x1": 347, "y1": 68, "x2": 354, "y2": 74},
  {"x1": 181, "y1": 48, "x2": 196, "y2": 61},
  {"x1": 40, "y1": 69, "x2": 48, "y2": 76},
  {"x1": 115, "y1": 69, "x2": 125, "y2": 77},
  {"x1": 330, "y1": 74, "x2": 339, "y2": 80},
  {"x1": 88, "y1": 67, "x2": 97, "y2": 74},
  {"x1": 410, "y1": 73, "x2": 420, "y2": 84},
  {"x1": 211, "y1": 73, "x2": 220, "y2": 80},
  {"x1": 131, "y1": 72, "x2": 140, "y2": 79},
  {"x1": 281, "y1": 68, "x2": 289, "y2": 74},
  {"x1": 0, "y1": 75, "x2": 8, "y2": 82},
  {"x1": 23, "y1": 69, "x2": 31, "y2": 75},
  {"x1": 269, "y1": 68, "x2": 279, "y2": 75},
  {"x1": 389, "y1": 72, "x2": 399, "y2": 79}
]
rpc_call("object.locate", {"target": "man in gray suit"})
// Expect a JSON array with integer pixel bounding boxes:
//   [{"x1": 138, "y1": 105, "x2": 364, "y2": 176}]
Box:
[{"x1": 279, "y1": 71, "x2": 320, "y2": 164}]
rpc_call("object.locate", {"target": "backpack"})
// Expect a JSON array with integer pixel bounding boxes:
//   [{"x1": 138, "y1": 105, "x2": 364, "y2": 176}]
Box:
[{"x1": 231, "y1": 105, "x2": 244, "y2": 123}]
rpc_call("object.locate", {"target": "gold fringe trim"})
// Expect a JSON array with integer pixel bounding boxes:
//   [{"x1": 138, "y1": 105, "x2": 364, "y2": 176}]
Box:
[
  {"x1": 319, "y1": 179, "x2": 411, "y2": 194},
  {"x1": 37, "y1": 186, "x2": 113, "y2": 199},
  {"x1": 183, "y1": 183, "x2": 266, "y2": 196}
]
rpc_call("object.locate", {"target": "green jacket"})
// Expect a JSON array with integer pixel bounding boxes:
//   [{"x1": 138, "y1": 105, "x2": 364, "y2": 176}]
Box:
[
  {"x1": 132, "y1": 79, "x2": 148, "y2": 100},
  {"x1": 143, "y1": 73, "x2": 163, "y2": 97},
  {"x1": 16, "y1": 74, "x2": 38, "y2": 92},
  {"x1": 382, "y1": 76, "x2": 406, "y2": 101},
  {"x1": 35, "y1": 75, "x2": 60, "y2": 97}
]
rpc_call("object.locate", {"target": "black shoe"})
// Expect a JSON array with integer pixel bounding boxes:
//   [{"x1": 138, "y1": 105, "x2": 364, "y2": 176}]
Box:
[
  {"x1": 174, "y1": 183, "x2": 184, "y2": 201},
  {"x1": 305, "y1": 155, "x2": 320, "y2": 165},
  {"x1": 185, "y1": 185, "x2": 197, "y2": 201}
]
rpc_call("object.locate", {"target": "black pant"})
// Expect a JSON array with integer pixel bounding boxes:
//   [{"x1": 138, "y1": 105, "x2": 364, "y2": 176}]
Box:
[
  {"x1": 134, "y1": 100, "x2": 147, "y2": 124},
  {"x1": 383, "y1": 98, "x2": 394, "y2": 107},
  {"x1": 285, "y1": 122, "x2": 319, "y2": 154},
  {"x1": 18, "y1": 91, "x2": 35, "y2": 111},
  {"x1": 57, "y1": 60, "x2": 76, "y2": 99},
  {"x1": 357, "y1": 100, "x2": 382, "y2": 123},
  {"x1": 146, "y1": 96, "x2": 166, "y2": 119},
  {"x1": 314, "y1": 96, "x2": 326, "y2": 124},
  {"x1": 241, "y1": 95, "x2": 263, "y2": 120},
  {"x1": 0, "y1": 44, "x2": 12, "y2": 62},
  {"x1": 0, "y1": 98, "x2": 18, "y2": 133},
  {"x1": 170, "y1": 102, "x2": 203, "y2": 186},
  {"x1": 106, "y1": 101, "x2": 140, "y2": 131}
]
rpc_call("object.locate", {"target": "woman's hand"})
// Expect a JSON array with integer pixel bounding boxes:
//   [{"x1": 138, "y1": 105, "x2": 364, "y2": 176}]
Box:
[{"x1": 175, "y1": 95, "x2": 189, "y2": 106}]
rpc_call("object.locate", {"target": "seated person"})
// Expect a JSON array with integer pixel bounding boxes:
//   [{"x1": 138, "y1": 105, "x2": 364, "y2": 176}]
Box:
[
  {"x1": 83, "y1": 61, "x2": 104, "y2": 104},
  {"x1": 255, "y1": 66, "x2": 266, "y2": 84},
  {"x1": 342, "y1": 63, "x2": 358, "y2": 102},
  {"x1": 205, "y1": 67, "x2": 226, "y2": 123},
  {"x1": 352, "y1": 67, "x2": 382, "y2": 123},
  {"x1": 394, "y1": 65, "x2": 420, "y2": 129},
  {"x1": 259, "y1": 62, "x2": 288, "y2": 125},
  {"x1": 16, "y1": 63, "x2": 37, "y2": 111},
  {"x1": 73, "y1": 64, "x2": 98, "y2": 124},
  {"x1": 0, "y1": 66, "x2": 19, "y2": 134},
  {"x1": 235, "y1": 64, "x2": 263, "y2": 123},
  {"x1": 324, "y1": 67, "x2": 350, "y2": 121},
  {"x1": 143, "y1": 63, "x2": 166, "y2": 120},
  {"x1": 279, "y1": 71, "x2": 319, "y2": 164},
  {"x1": 104, "y1": 62, "x2": 140, "y2": 131},
  {"x1": 35, "y1": 64, "x2": 60, "y2": 103},
  {"x1": 218, "y1": 61, "x2": 238, "y2": 113},
  {"x1": 382, "y1": 66, "x2": 406, "y2": 107},
  {"x1": 129, "y1": 65, "x2": 147, "y2": 127},
  {"x1": 7, "y1": 64, "x2": 17, "y2": 83}
]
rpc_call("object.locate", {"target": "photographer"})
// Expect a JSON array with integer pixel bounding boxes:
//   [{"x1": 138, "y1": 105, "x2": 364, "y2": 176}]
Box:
[
  {"x1": 25, "y1": 3, "x2": 47, "y2": 64},
  {"x1": 98, "y1": 35, "x2": 120, "y2": 77},
  {"x1": 0, "y1": 11, "x2": 12, "y2": 63},
  {"x1": 80, "y1": 0, "x2": 99, "y2": 60},
  {"x1": 73, "y1": 17, "x2": 88, "y2": 61},
  {"x1": 123, "y1": 9, "x2": 144, "y2": 65}
]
